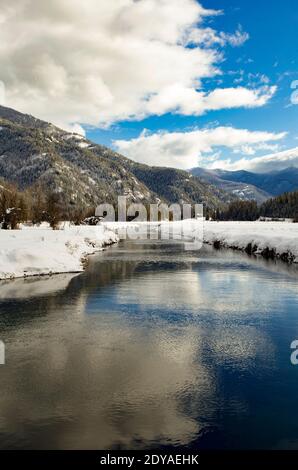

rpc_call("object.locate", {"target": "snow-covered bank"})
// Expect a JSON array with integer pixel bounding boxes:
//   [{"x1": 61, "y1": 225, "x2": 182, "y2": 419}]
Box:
[
  {"x1": 204, "y1": 221, "x2": 298, "y2": 263},
  {"x1": 1, "y1": 220, "x2": 297, "y2": 281},
  {"x1": 0, "y1": 226, "x2": 118, "y2": 280}
]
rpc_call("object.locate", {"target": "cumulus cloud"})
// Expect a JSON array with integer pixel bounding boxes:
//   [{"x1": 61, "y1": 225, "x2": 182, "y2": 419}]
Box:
[
  {"x1": 209, "y1": 147, "x2": 298, "y2": 173},
  {"x1": 145, "y1": 84, "x2": 276, "y2": 116},
  {"x1": 232, "y1": 142, "x2": 282, "y2": 157},
  {"x1": 0, "y1": 0, "x2": 273, "y2": 129},
  {"x1": 114, "y1": 127, "x2": 286, "y2": 169}
]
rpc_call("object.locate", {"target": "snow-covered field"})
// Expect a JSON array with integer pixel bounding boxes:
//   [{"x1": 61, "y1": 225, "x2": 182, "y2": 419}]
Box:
[
  {"x1": 204, "y1": 221, "x2": 298, "y2": 262},
  {"x1": 0, "y1": 225, "x2": 118, "y2": 280}
]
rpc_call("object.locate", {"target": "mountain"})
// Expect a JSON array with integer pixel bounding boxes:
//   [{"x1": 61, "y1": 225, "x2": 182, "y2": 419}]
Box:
[
  {"x1": 190, "y1": 167, "x2": 271, "y2": 203},
  {"x1": 190, "y1": 166, "x2": 298, "y2": 202},
  {"x1": 215, "y1": 168, "x2": 298, "y2": 196},
  {"x1": 0, "y1": 105, "x2": 228, "y2": 211},
  {"x1": 122, "y1": 164, "x2": 230, "y2": 208}
]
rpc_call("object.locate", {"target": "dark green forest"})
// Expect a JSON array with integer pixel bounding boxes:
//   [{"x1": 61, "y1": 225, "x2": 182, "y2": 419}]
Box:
[{"x1": 211, "y1": 191, "x2": 298, "y2": 221}]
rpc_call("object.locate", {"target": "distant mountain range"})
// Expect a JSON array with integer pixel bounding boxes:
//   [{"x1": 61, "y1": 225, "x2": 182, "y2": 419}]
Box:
[
  {"x1": 0, "y1": 105, "x2": 229, "y2": 211},
  {"x1": 1, "y1": 104, "x2": 296, "y2": 212},
  {"x1": 190, "y1": 167, "x2": 298, "y2": 203}
]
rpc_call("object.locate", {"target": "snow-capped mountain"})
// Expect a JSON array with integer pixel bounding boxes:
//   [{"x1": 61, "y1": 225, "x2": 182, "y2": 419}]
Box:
[
  {"x1": 190, "y1": 166, "x2": 298, "y2": 203},
  {"x1": 0, "y1": 105, "x2": 228, "y2": 211}
]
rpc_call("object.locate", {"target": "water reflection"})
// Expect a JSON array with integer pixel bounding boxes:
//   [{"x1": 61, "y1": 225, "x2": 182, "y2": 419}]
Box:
[
  {"x1": 0, "y1": 242, "x2": 298, "y2": 449},
  {"x1": 0, "y1": 273, "x2": 79, "y2": 300}
]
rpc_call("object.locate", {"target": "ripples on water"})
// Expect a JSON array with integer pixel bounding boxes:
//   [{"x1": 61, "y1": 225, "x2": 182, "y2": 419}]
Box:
[{"x1": 0, "y1": 242, "x2": 298, "y2": 449}]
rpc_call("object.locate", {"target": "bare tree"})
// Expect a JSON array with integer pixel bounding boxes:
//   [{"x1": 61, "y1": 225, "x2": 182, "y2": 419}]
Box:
[
  {"x1": 0, "y1": 182, "x2": 28, "y2": 229},
  {"x1": 31, "y1": 184, "x2": 47, "y2": 224}
]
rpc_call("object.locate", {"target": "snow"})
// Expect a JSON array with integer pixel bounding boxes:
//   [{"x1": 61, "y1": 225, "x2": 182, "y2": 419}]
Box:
[
  {"x1": 0, "y1": 226, "x2": 118, "y2": 280},
  {"x1": 105, "y1": 220, "x2": 298, "y2": 262},
  {"x1": 78, "y1": 141, "x2": 89, "y2": 149},
  {"x1": 0, "y1": 221, "x2": 297, "y2": 281},
  {"x1": 204, "y1": 221, "x2": 298, "y2": 262}
]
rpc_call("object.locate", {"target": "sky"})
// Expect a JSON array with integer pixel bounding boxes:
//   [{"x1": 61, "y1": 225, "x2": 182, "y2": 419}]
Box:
[{"x1": 0, "y1": 0, "x2": 297, "y2": 172}]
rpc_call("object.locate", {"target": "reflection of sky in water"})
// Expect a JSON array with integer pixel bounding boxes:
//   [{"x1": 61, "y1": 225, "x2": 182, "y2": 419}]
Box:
[{"x1": 0, "y1": 243, "x2": 298, "y2": 449}]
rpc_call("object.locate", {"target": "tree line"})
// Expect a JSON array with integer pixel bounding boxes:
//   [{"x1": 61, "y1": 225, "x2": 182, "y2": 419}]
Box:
[
  {"x1": 0, "y1": 181, "x2": 93, "y2": 229},
  {"x1": 207, "y1": 191, "x2": 298, "y2": 221},
  {"x1": 1, "y1": 180, "x2": 298, "y2": 229}
]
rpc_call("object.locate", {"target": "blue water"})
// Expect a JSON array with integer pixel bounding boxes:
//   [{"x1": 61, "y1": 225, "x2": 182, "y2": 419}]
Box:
[{"x1": 0, "y1": 241, "x2": 298, "y2": 449}]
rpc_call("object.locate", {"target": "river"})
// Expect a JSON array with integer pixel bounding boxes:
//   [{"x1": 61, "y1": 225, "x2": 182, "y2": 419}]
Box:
[{"x1": 0, "y1": 241, "x2": 298, "y2": 449}]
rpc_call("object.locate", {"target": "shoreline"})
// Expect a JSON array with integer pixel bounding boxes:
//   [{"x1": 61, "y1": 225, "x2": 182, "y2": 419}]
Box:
[
  {"x1": 0, "y1": 225, "x2": 119, "y2": 281},
  {"x1": 203, "y1": 221, "x2": 298, "y2": 264},
  {"x1": 205, "y1": 240, "x2": 296, "y2": 263},
  {"x1": 0, "y1": 220, "x2": 297, "y2": 281}
]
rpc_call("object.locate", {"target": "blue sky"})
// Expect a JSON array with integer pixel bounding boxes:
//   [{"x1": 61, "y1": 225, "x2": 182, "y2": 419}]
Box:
[
  {"x1": 1, "y1": 0, "x2": 297, "y2": 172},
  {"x1": 85, "y1": 0, "x2": 298, "y2": 171}
]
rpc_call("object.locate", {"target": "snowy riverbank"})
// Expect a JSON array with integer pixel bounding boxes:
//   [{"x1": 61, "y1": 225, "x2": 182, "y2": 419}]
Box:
[
  {"x1": 0, "y1": 225, "x2": 118, "y2": 280},
  {"x1": 204, "y1": 221, "x2": 298, "y2": 263},
  {"x1": 0, "y1": 220, "x2": 297, "y2": 280},
  {"x1": 106, "y1": 220, "x2": 298, "y2": 263}
]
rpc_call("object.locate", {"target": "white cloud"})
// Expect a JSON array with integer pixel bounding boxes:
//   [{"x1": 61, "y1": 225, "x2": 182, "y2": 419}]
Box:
[
  {"x1": 209, "y1": 147, "x2": 298, "y2": 173},
  {"x1": 233, "y1": 142, "x2": 281, "y2": 156},
  {"x1": 222, "y1": 26, "x2": 249, "y2": 47},
  {"x1": 145, "y1": 84, "x2": 276, "y2": 116},
  {"x1": 187, "y1": 24, "x2": 249, "y2": 48},
  {"x1": 114, "y1": 127, "x2": 286, "y2": 170},
  {"x1": 0, "y1": 0, "x2": 273, "y2": 129}
]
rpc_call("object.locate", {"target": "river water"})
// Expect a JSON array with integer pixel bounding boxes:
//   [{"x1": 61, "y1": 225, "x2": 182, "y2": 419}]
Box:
[{"x1": 0, "y1": 241, "x2": 298, "y2": 449}]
